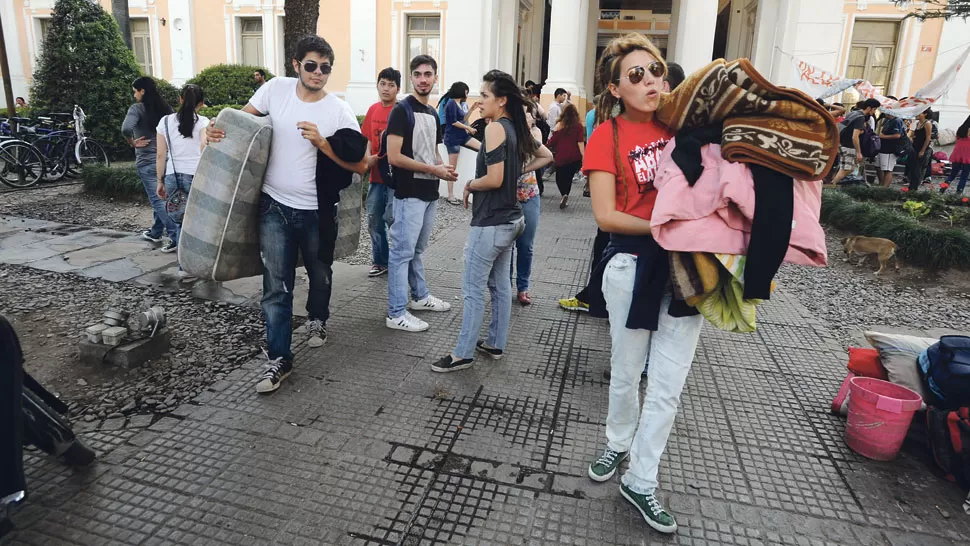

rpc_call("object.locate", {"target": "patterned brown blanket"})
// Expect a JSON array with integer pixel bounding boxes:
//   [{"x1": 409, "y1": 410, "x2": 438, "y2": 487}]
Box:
[{"x1": 656, "y1": 58, "x2": 838, "y2": 181}]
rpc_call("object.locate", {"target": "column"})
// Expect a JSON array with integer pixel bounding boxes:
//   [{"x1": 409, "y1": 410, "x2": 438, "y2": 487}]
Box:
[
  {"x1": 168, "y1": 0, "x2": 196, "y2": 85},
  {"x1": 344, "y1": 0, "x2": 378, "y2": 114},
  {"x1": 573, "y1": 0, "x2": 589, "y2": 98},
  {"x1": 497, "y1": 0, "x2": 518, "y2": 75},
  {"x1": 262, "y1": 2, "x2": 277, "y2": 75},
  {"x1": 542, "y1": 0, "x2": 583, "y2": 102},
  {"x1": 444, "y1": 0, "x2": 486, "y2": 94},
  {"x1": 667, "y1": 0, "x2": 718, "y2": 74},
  {"x1": 0, "y1": 0, "x2": 28, "y2": 100}
]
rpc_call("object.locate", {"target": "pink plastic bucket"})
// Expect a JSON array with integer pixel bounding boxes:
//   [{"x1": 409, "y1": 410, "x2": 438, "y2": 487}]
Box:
[{"x1": 845, "y1": 377, "x2": 923, "y2": 461}]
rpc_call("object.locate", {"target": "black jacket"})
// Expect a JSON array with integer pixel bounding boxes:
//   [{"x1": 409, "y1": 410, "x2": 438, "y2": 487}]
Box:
[{"x1": 315, "y1": 128, "x2": 367, "y2": 264}]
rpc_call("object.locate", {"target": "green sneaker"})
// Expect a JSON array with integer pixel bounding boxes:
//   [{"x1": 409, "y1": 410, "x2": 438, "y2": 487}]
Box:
[
  {"x1": 620, "y1": 483, "x2": 677, "y2": 534},
  {"x1": 587, "y1": 447, "x2": 628, "y2": 482}
]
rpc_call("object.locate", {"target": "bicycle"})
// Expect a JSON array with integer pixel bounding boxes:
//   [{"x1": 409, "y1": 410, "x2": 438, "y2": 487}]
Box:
[
  {"x1": 0, "y1": 138, "x2": 46, "y2": 188},
  {"x1": 1, "y1": 105, "x2": 109, "y2": 182}
]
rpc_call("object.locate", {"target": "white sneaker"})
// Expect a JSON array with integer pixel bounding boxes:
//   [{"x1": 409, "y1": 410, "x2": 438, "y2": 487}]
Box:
[
  {"x1": 386, "y1": 312, "x2": 429, "y2": 332},
  {"x1": 407, "y1": 295, "x2": 451, "y2": 313}
]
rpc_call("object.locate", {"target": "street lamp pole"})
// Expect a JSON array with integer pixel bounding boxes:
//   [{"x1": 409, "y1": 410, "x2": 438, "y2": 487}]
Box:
[{"x1": 0, "y1": 8, "x2": 16, "y2": 120}]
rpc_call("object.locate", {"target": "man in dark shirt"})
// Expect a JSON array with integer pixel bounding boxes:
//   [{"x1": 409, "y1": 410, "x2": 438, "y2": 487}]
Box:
[
  {"x1": 385, "y1": 55, "x2": 458, "y2": 333},
  {"x1": 832, "y1": 98, "x2": 880, "y2": 185}
]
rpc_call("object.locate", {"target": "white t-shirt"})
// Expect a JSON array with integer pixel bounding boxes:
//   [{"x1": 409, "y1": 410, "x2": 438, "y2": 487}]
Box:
[
  {"x1": 546, "y1": 101, "x2": 563, "y2": 128},
  {"x1": 249, "y1": 77, "x2": 361, "y2": 210},
  {"x1": 156, "y1": 113, "x2": 209, "y2": 177}
]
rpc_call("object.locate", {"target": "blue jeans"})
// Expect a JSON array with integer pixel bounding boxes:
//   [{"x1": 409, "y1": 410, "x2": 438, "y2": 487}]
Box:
[
  {"x1": 137, "y1": 162, "x2": 176, "y2": 239},
  {"x1": 163, "y1": 172, "x2": 194, "y2": 246},
  {"x1": 453, "y1": 219, "x2": 524, "y2": 359},
  {"x1": 366, "y1": 183, "x2": 392, "y2": 267},
  {"x1": 948, "y1": 163, "x2": 970, "y2": 193},
  {"x1": 259, "y1": 193, "x2": 335, "y2": 361},
  {"x1": 511, "y1": 196, "x2": 540, "y2": 293},
  {"x1": 387, "y1": 197, "x2": 435, "y2": 319}
]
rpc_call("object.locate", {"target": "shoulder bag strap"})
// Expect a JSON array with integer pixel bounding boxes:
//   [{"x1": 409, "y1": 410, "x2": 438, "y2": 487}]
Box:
[{"x1": 163, "y1": 116, "x2": 183, "y2": 192}]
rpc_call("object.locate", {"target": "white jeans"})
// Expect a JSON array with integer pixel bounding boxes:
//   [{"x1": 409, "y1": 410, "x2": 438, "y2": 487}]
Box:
[{"x1": 602, "y1": 253, "x2": 704, "y2": 495}]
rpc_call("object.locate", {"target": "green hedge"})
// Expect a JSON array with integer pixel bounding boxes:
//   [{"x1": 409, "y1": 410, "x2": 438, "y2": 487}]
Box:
[
  {"x1": 157, "y1": 79, "x2": 180, "y2": 111},
  {"x1": 81, "y1": 163, "x2": 145, "y2": 201},
  {"x1": 187, "y1": 64, "x2": 274, "y2": 106},
  {"x1": 198, "y1": 104, "x2": 243, "y2": 119},
  {"x1": 839, "y1": 184, "x2": 970, "y2": 206},
  {"x1": 821, "y1": 190, "x2": 970, "y2": 269}
]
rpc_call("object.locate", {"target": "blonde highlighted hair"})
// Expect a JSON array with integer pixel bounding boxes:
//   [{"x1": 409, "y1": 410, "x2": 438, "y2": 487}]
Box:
[{"x1": 592, "y1": 33, "x2": 666, "y2": 209}]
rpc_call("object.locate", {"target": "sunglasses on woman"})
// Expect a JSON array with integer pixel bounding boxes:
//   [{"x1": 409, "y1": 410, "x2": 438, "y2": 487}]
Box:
[
  {"x1": 301, "y1": 61, "x2": 333, "y2": 75},
  {"x1": 617, "y1": 62, "x2": 666, "y2": 85}
]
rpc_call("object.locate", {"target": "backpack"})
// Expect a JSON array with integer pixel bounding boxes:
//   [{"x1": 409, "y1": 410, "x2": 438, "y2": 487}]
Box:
[
  {"x1": 376, "y1": 100, "x2": 414, "y2": 190},
  {"x1": 918, "y1": 335, "x2": 970, "y2": 409},
  {"x1": 926, "y1": 406, "x2": 970, "y2": 490},
  {"x1": 839, "y1": 111, "x2": 880, "y2": 158},
  {"x1": 878, "y1": 118, "x2": 910, "y2": 156}
]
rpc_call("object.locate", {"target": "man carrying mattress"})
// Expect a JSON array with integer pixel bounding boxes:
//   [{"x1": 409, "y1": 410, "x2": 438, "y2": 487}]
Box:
[{"x1": 206, "y1": 36, "x2": 366, "y2": 394}]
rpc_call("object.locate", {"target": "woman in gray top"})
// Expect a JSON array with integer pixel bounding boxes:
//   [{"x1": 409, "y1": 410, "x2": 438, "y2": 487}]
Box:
[
  {"x1": 432, "y1": 70, "x2": 546, "y2": 373},
  {"x1": 122, "y1": 77, "x2": 175, "y2": 251}
]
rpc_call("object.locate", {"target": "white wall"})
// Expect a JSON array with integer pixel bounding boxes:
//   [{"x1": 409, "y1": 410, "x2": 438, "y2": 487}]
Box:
[
  {"x1": 932, "y1": 17, "x2": 970, "y2": 131},
  {"x1": 750, "y1": 0, "x2": 844, "y2": 86},
  {"x1": 0, "y1": 0, "x2": 29, "y2": 102},
  {"x1": 443, "y1": 0, "x2": 487, "y2": 95}
]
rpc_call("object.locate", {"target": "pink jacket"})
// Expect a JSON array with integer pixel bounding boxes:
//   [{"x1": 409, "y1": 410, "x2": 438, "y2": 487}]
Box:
[{"x1": 650, "y1": 140, "x2": 827, "y2": 267}]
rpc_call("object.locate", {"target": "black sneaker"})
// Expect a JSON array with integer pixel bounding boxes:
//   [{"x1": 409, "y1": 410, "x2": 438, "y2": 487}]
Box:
[
  {"x1": 305, "y1": 319, "x2": 327, "y2": 348},
  {"x1": 160, "y1": 240, "x2": 177, "y2": 253},
  {"x1": 431, "y1": 355, "x2": 474, "y2": 373},
  {"x1": 475, "y1": 341, "x2": 503, "y2": 360},
  {"x1": 255, "y1": 357, "x2": 293, "y2": 394},
  {"x1": 368, "y1": 265, "x2": 388, "y2": 277},
  {"x1": 141, "y1": 230, "x2": 162, "y2": 243}
]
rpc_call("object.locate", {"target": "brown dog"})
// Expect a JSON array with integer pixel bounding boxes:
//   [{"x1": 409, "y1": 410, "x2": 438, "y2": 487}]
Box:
[{"x1": 842, "y1": 236, "x2": 899, "y2": 275}]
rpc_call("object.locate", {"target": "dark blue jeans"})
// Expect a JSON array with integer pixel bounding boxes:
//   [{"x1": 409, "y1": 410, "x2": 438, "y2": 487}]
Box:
[
  {"x1": 259, "y1": 193, "x2": 335, "y2": 361},
  {"x1": 366, "y1": 183, "x2": 392, "y2": 267}
]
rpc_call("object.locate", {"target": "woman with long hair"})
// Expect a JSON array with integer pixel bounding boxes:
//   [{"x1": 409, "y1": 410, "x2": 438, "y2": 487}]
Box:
[
  {"x1": 122, "y1": 76, "x2": 175, "y2": 250},
  {"x1": 432, "y1": 70, "x2": 542, "y2": 373},
  {"x1": 438, "y1": 82, "x2": 479, "y2": 204},
  {"x1": 583, "y1": 33, "x2": 704, "y2": 535},
  {"x1": 155, "y1": 84, "x2": 209, "y2": 281},
  {"x1": 945, "y1": 115, "x2": 970, "y2": 194},
  {"x1": 547, "y1": 102, "x2": 585, "y2": 209},
  {"x1": 511, "y1": 100, "x2": 553, "y2": 306}
]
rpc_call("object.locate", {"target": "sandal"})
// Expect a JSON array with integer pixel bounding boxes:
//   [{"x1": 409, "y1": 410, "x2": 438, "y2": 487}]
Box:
[
  {"x1": 447, "y1": 197, "x2": 462, "y2": 206},
  {"x1": 517, "y1": 292, "x2": 532, "y2": 306}
]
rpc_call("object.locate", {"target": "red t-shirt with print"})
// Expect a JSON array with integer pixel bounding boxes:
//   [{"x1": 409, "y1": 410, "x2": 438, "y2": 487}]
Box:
[
  {"x1": 582, "y1": 116, "x2": 672, "y2": 221},
  {"x1": 362, "y1": 102, "x2": 394, "y2": 184}
]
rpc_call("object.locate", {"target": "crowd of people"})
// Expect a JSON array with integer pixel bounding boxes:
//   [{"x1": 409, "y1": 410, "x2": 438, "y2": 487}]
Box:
[
  {"x1": 117, "y1": 29, "x2": 970, "y2": 537},
  {"x1": 823, "y1": 95, "x2": 970, "y2": 193}
]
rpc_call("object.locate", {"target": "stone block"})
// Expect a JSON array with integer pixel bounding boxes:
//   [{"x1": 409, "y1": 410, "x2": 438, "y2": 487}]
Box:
[{"x1": 79, "y1": 328, "x2": 171, "y2": 368}]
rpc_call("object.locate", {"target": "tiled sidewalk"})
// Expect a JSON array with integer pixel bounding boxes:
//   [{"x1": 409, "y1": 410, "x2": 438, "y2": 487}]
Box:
[{"x1": 2, "y1": 194, "x2": 969, "y2": 545}]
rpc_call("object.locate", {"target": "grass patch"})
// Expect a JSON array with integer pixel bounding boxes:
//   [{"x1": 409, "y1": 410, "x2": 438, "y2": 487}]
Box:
[
  {"x1": 81, "y1": 163, "x2": 145, "y2": 201},
  {"x1": 821, "y1": 190, "x2": 970, "y2": 269},
  {"x1": 839, "y1": 184, "x2": 970, "y2": 206}
]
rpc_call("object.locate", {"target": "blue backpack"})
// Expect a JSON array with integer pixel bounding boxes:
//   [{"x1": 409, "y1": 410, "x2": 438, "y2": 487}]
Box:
[
  {"x1": 919, "y1": 335, "x2": 970, "y2": 410},
  {"x1": 377, "y1": 100, "x2": 414, "y2": 190}
]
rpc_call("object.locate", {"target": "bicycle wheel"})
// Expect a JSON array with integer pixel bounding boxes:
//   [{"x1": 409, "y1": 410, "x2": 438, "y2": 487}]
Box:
[
  {"x1": 75, "y1": 138, "x2": 109, "y2": 169},
  {"x1": 32, "y1": 135, "x2": 68, "y2": 181},
  {"x1": 0, "y1": 141, "x2": 45, "y2": 188}
]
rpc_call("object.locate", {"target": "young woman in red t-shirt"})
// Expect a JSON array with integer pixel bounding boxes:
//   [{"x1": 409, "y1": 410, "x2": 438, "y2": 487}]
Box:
[
  {"x1": 546, "y1": 103, "x2": 586, "y2": 209},
  {"x1": 582, "y1": 33, "x2": 704, "y2": 535}
]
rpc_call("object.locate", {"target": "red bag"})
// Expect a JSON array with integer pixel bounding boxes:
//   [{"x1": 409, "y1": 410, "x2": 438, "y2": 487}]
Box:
[{"x1": 847, "y1": 347, "x2": 888, "y2": 380}]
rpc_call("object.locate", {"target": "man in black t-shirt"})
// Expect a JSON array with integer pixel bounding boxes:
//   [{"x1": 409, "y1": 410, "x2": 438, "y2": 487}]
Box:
[
  {"x1": 832, "y1": 98, "x2": 880, "y2": 185},
  {"x1": 385, "y1": 54, "x2": 458, "y2": 333}
]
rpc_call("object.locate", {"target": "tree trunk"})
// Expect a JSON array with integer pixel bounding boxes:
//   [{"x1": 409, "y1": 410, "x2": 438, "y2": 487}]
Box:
[
  {"x1": 283, "y1": 0, "x2": 320, "y2": 76},
  {"x1": 111, "y1": 0, "x2": 132, "y2": 50}
]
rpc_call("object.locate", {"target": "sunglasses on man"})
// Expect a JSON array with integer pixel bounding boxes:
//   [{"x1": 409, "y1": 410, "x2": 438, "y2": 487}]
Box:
[
  {"x1": 616, "y1": 62, "x2": 666, "y2": 85},
  {"x1": 301, "y1": 60, "x2": 333, "y2": 75}
]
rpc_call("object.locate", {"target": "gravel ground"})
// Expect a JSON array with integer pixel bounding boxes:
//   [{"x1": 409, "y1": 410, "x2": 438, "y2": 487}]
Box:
[
  {"x1": 0, "y1": 184, "x2": 152, "y2": 234},
  {"x1": 0, "y1": 264, "x2": 266, "y2": 423},
  {"x1": 340, "y1": 195, "x2": 471, "y2": 265},
  {"x1": 0, "y1": 184, "x2": 471, "y2": 266},
  {"x1": 774, "y1": 229, "x2": 970, "y2": 347}
]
